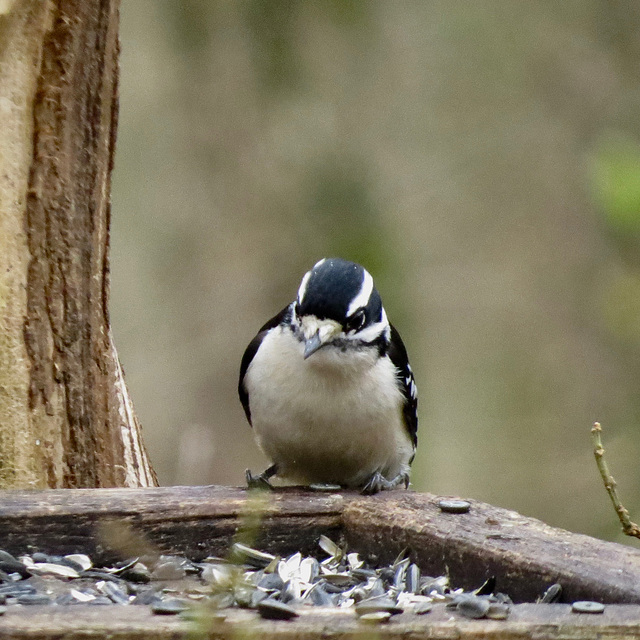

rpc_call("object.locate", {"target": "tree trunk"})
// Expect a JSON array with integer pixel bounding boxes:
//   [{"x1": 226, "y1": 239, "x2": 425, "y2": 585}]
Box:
[{"x1": 0, "y1": 0, "x2": 156, "y2": 488}]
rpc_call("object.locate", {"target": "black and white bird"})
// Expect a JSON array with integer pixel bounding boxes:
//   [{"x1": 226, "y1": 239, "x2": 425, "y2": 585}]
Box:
[{"x1": 238, "y1": 258, "x2": 417, "y2": 494}]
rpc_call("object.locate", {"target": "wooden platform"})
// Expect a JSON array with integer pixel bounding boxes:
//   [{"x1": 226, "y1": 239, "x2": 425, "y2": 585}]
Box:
[
  {"x1": 0, "y1": 603, "x2": 639, "y2": 640},
  {"x1": 0, "y1": 485, "x2": 639, "y2": 638}
]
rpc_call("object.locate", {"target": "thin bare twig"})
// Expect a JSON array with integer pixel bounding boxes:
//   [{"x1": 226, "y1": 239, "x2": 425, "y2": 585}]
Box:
[{"x1": 591, "y1": 422, "x2": 640, "y2": 539}]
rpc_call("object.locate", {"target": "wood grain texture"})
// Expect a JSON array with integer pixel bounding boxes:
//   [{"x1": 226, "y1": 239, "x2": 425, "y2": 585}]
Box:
[
  {"x1": 0, "y1": 0, "x2": 156, "y2": 487},
  {"x1": 344, "y1": 492, "x2": 640, "y2": 604},
  {"x1": 0, "y1": 486, "x2": 345, "y2": 562},
  {"x1": 0, "y1": 602, "x2": 639, "y2": 639},
  {"x1": 0, "y1": 486, "x2": 639, "y2": 605}
]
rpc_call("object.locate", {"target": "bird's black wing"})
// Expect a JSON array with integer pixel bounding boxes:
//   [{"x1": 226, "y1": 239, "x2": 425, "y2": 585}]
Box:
[
  {"x1": 388, "y1": 324, "x2": 418, "y2": 449},
  {"x1": 238, "y1": 304, "x2": 293, "y2": 426}
]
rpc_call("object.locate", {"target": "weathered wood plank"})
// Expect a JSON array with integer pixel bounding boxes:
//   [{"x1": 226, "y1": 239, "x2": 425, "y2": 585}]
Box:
[
  {"x1": 0, "y1": 603, "x2": 639, "y2": 640},
  {"x1": 344, "y1": 492, "x2": 640, "y2": 604},
  {"x1": 0, "y1": 486, "x2": 346, "y2": 561},
  {"x1": 1, "y1": 485, "x2": 640, "y2": 607}
]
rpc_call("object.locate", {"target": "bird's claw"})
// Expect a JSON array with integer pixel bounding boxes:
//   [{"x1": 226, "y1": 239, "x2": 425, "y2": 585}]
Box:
[
  {"x1": 361, "y1": 471, "x2": 410, "y2": 495},
  {"x1": 245, "y1": 468, "x2": 275, "y2": 491}
]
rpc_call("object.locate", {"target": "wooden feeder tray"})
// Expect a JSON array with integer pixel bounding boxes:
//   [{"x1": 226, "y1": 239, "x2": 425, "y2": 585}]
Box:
[{"x1": 1, "y1": 485, "x2": 640, "y2": 639}]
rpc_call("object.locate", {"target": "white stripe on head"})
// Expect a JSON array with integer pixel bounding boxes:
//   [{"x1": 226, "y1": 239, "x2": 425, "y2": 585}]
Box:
[
  {"x1": 355, "y1": 307, "x2": 390, "y2": 342},
  {"x1": 298, "y1": 259, "x2": 326, "y2": 304},
  {"x1": 297, "y1": 270, "x2": 312, "y2": 304},
  {"x1": 347, "y1": 269, "x2": 374, "y2": 317}
]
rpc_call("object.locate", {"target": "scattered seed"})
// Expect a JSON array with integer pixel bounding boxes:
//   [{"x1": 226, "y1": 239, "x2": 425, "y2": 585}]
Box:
[
  {"x1": 152, "y1": 598, "x2": 188, "y2": 615},
  {"x1": 307, "y1": 583, "x2": 334, "y2": 606},
  {"x1": 355, "y1": 597, "x2": 403, "y2": 617},
  {"x1": 474, "y1": 576, "x2": 496, "y2": 596},
  {"x1": 318, "y1": 535, "x2": 341, "y2": 559},
  {"x1": 322, "y1": 573, "x2": 353, "y2": 587},
  {"x1": 358, "y1": 611, "x2": 392, "y2": 624},
  {"x1": 486, "y1": 602, "x2": 510, "y2": 619},
  {"x1": 413, "y1": 601, "x2": 433, "y2": 615},
  {"x1": 28, "y1": 563, "x2": 80, "y2": 579},
  {"x1": 70, "y1": 589, "x2": 96, "y2": 603},
  {"x1": 120, "y1": 563, "x2": 151, "y2": 584},
  {"x1": 572, "y1": 601, "x2": 605, "y2": 614},
  {"x1": 456, "y1": 595, "x2": 490, "y2": 619},
  {"x1": 151, "y1": 559, "x2": 186, "y2": 581},
  {"x1": 0, "y1": 606, "x2": 5, "y2": 616},
  {"x1": 0, "y1": 551, "x2": 29, "y2": 578},
  {"x1": 257, "y1": 598, "x2": 299, "y2": 620},
  {"x1": 299, "y1": 557, "x2": 318, "y2": 584},
  {"x1": 538, "y1": 583, "x2": 562, "y2": 604},
  {"x1": 230, "y1": 543, "x2": 275, "y2": 569},
  {"x1": 405, "y1": 563, "x2": 420, "y2": 594},
  {"x1": 438, "y1": 500, "x2": 471, "y2": 514},
  {"x1": 64, "y1": 554, "x2": 92, "y2": 571},
  {"x1": 98, "y1": 580, "x2": 130, "y2": 605},
  {"x1": 16, "y1": 593, "x2": 52, "y2": 605}
]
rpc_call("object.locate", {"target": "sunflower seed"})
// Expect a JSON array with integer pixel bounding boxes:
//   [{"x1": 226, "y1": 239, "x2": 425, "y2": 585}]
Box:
[
  {"x1": 307, "y1": 583, "x2": 334, "y2": 606},
  {"x1": 201, "y1": 563, "x2": 234, "y2": 587},
  {"x1": 393, "y1": 559, "x2": 409, "y2": 590},
  {"x1": 487, "y1": 602, "x2": 510, "y2": 619},
  {"x1": 230, "y1": 543, "x2": 275, "y2": 569},
  {"x1": 456, "y1": 595, "x2": 490, "y2": 619},
  {"x1": 17, "y1": 593, "x2": 52, "y2": 605},
  {"x1": 572, "y1": 601, "x2": 605, "y2": 614},
  {"x1": 152, "y1": 598, "x2": 188, "y2": 615},
  {"x1": 64, "y1": 554, "x2": 92, "y2": 571},
  {"x1": 151, "y1": 559, "x2": 186, "y2": 581},
  {"x1": 70, "y1": 589, "x2": 96, "y2": 603},
  {"x1": 474, "y1": 576, "x2": 496, "y2": 596},
  {"x1": 358, "y1": 611, "x2": 392, "y2": 624},
  {"x1": 280, "y1": 579, "x2": 302, "y2": 603},
  {"x1": 0, "y1": 551, "x2": 29, "y2": 578},
  {"x1": 438, "y1": 500, "x2": 471, "y2": 514},
  {"x1": 28, "y1": 563, "x2": 80, "y2": 579},
  {"x1": 322, "y1": 573, "x2": 353, "y2": 587},
  {"x1": 244, "y1": 586, "x2": 266, "y2": 607},
  {"x1": 355, "y1": 597, "x2": 403, "y2": 616},
  {"x1": 413, "y1": 601, "x2": 433, "y2": 615},
  {"x1": 298, "y1": 557, "x2": 318, "y2": 584},
  {"x1": 278, "y1": 553, "x2": 302, "y2": 583},
  {"x1": 538, "y1": 583, "x2": 562, "y2": 604},
  {"x1": 405, "y1": 563, "x2": 420, "y2": 594},
  {"x1": 258, "y1": 571, "x2": 284, "y2": 592},
  {"x1": 98, "y1": 580, "x2": 130, "y2": 605},
  {"x1": 120, "y1": 562, "x2": 151, "y2": 583},
  {"x1": 257, "y1": 598, "x2": 299, "y2": 620},
  {"x1": 347, "y1": 553, "x2": 363, "y2": 570},
  {"x1": 318, "y1": 535, "x2": 341, "y2": 560}
]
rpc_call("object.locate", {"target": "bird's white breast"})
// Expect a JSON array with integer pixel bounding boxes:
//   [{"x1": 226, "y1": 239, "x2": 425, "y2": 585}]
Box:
[{"x1": 244, "y1": 326, "x2": 414, "y2": 487}]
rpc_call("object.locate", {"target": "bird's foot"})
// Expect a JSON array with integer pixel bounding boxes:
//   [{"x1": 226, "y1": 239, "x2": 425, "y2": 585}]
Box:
[
  {"x1": 361, "y1": 470, "x2": 410, "y2": 495},
  {"x1": 245, "y1": 464, "x2": 278, "y2": 491}
]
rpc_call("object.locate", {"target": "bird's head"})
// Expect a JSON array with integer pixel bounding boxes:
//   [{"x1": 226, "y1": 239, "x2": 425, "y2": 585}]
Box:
[{"x1": 291, "y1": 258, "x2": 390, "y2": 359}]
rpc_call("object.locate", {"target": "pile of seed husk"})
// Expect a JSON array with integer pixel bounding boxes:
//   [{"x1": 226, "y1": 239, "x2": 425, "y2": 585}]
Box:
[{"x1": 0, "y1": 537, "x2": 562, "y2": 621}]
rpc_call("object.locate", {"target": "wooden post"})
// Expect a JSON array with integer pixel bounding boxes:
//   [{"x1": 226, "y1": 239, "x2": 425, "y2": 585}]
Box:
[{"x1": 0, "y1": 0, "x2": 156, "y2": 488}]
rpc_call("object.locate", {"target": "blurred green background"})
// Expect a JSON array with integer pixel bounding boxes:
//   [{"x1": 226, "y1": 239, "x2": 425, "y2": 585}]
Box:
[{"x1": 110, "y1": 1, "x2": 640, "y2": 544}]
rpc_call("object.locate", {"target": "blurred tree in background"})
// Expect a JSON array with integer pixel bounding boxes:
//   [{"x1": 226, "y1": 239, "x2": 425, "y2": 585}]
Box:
[{"x1": 110, "y1": 0, "x2": 640, "y2": 544}]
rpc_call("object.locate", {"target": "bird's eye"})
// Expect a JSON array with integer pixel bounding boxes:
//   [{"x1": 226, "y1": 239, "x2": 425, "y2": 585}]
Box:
[{"x1": 346, "y1": 309, "x2": 366, "y2": 332}]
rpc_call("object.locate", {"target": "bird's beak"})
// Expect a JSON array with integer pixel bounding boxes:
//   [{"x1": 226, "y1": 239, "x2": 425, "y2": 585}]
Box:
[
  {"x1": 304, "y1": 331, "x2": 323, "y2": 359},
  {"x1": 302, "y1": 319, "x2": 341, "y2": 359}
]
